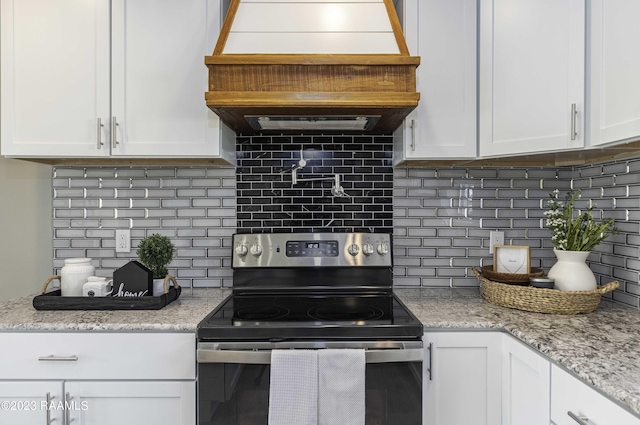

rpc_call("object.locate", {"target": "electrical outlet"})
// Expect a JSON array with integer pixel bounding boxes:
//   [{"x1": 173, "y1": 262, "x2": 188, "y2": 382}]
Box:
[
  {"x1": 115, "y1": 229, "x2": 131, "y2": 253},
  {"x1": 489, "y1": 231, "x2": 504, "y2": 254}
]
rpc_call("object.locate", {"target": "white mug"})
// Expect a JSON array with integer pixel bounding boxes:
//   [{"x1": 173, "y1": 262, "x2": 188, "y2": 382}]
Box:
[{"x1": 82, "y1": 276, "x2": 113, "y2": 297}]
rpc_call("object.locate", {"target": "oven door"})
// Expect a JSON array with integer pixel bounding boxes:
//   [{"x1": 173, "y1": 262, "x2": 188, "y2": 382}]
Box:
[{"x1": 197, "y1": 341, "x2": 423, "y2": 425}]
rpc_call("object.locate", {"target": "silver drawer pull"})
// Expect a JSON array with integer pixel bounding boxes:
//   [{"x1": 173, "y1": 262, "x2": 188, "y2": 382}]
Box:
[
  {"x1": 38, "y1": 355, "x2": 78, "y2": 362},
  {"x1": 410, "y1": 119, "x2": 416, "y2": 151},
  {"x1": 45, "y1": 392, "x2": 55, "y2": 425},
  {"x1": 427, "y1": 342, "x2": 433, "y2": 381},
  {"x1": 568, "y1": 411, "x2": 590, "y2": 424},
  {"x1": 112, "y1": 116, "x2": 119, "y2": 148},
  {"x1": 65, "y1": 393, "x2": 74, "y2": 425},
  {"x1": 97, "y1": 118, "x2": 104, "y2": 149},
  {"x1": 570, "y1": 103, "x2": 578, "y2": 141}
]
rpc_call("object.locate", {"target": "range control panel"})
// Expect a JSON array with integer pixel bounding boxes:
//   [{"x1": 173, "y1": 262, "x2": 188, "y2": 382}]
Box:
[
  {"x1": 232, "y1": 233, "x2": 392, "y2": 268},
  {"x1": 286, "y1": 240, "x2": 339, "y2": 257}
]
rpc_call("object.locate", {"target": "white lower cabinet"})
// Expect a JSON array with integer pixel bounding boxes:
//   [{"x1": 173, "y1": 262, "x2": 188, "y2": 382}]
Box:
[
  {"x1": 425, "y1": 332, "x2": 640, "y2": 425},
  {"x1": 0, "y1": 380, "x2": 194, "y2": 425},
  {"x1": 0, "y1": 332, "x2": 196, "y2": 425},
  {"x1": 65, "y1": 381, "x2": 195, "y2": 425},
  {"x1": 551, "y1": 364, "x2": 640, "y2": 425},
  {"x1": 0, "y1": 381, "x2": 64, "y2": 424},
  {"x1": 423, "y1": 331, "x2": 502, "y2": 425},
  {"x1": 502, "y1": 334, "x2": 550, "y2": 425}
]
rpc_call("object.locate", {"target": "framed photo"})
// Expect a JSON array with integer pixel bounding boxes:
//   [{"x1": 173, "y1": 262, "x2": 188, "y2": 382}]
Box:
[{"x1": 493, "y1": 245, "x2": 530, "y2": 274}]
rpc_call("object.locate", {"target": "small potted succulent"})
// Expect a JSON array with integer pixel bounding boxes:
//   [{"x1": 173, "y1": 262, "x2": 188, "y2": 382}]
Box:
[{"x1": 136, "y1": 233, "x2": 176, "y2": 296}]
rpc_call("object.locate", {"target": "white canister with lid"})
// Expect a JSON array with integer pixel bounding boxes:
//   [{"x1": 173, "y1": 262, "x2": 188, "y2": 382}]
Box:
[{"x1": 61, "y1": 258, "x2": 95, "y2": 296}]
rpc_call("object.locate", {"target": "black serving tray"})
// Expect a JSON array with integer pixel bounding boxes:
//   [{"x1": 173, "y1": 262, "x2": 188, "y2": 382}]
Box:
[{"x1": 33, "y1": 275, "x2": 181, "y2": 311}]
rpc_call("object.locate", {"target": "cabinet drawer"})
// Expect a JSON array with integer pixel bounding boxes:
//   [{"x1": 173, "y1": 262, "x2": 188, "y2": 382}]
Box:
[
  {"x1": 551, "y1": 365, "x2": 640, "y2": 425},
  {"x1": 0, "y1": 332, "x2": 195, "y2": 380}
]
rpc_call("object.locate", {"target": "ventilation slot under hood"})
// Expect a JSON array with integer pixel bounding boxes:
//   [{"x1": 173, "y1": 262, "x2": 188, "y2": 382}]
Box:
[{"x1": 205, "y1": 0, "x2": 420, "y2": 134}]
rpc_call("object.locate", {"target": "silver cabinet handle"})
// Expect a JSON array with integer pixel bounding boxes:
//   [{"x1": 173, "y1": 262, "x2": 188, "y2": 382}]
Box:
[
  {"x1": 45, "y1": 392, "x2": 55, "y2": 425},
  {"x1": 427, "y1": 342, "x2": 433, "y2": 381},
  {"x1": 64, "y1": 393, "x2": 73, "y2": 425},
  {"x1": 410, "y1": 119, "x2": 416, "y2": 151},
  {"x1": 111, "y1": 116, "x2": 119, "y2": 148},
  {"x1": 568, "y1": 411, "x2": 590, "y2": 424},
  {"x1": 571, "y1": 103, "x2": 578, "y2": 141},
  {"x1": 197, "y1": 348, "x2": 424, "y2": 364},
  {"x1": 97, "y1": 118, "x2": 104, "y2": 149},
  {"x1": 38, "y1": 355, "x2": 78, "y2": 362}
]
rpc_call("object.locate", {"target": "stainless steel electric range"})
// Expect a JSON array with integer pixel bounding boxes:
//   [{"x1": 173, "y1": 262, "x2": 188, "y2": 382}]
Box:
[{"x1": 197, "y1": 232, "x2": 423, "y2": 425}]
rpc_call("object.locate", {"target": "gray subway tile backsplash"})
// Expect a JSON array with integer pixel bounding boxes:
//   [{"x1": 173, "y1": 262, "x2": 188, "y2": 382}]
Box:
[
  {"x1": 50, "y1": 139, "x2": 640, "y2": 309},
  {"x1": 52, "y1": 166, "x2": 237, "y2": 288},
  {"x1": 394, "y1": 159, "x2": 640, "y2": 309}
]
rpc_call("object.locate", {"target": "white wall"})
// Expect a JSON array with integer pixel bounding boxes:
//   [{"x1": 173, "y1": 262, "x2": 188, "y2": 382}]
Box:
[{"x1": 0, "y1": 157, "x2": 52, "y2": 302}]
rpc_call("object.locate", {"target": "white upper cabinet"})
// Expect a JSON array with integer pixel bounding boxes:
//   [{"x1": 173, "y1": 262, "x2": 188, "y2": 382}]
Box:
[
  {"x1": 479, "y1": 0, "x2": 586, "y2": 157},
  {"x1": 1, "y1": 0, "x2": 235, "y2": 162},
  {"x1": 110, "y1": 0, "x2": 232, "y2": 158},
  {"x1": 394, "y1": 0, "x2": 477, "y2": 163},
  {"x1": 0, "y1": 0, "x2": 110, "y2": 157},
  {"x1": 588, "y1": 0, "x2": 640, "y2": 147}
]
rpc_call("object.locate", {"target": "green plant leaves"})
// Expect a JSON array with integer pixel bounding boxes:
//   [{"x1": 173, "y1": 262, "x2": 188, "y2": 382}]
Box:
[
  {"x1": 545, "y1": 189, "x2": 619, "y2": 252},
  {"x1": 136, "y1": 234, "x2": 176, "y2": 279}
]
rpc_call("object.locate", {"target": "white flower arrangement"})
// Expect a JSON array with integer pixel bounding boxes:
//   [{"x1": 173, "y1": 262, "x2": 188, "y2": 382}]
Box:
[{"x1": 544, "y1": 189, "x2": 618, "y2": 251}]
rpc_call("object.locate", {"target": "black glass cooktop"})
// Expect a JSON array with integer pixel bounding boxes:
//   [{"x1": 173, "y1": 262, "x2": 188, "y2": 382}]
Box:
[{"x1": 197, "y1": 292, "x2": 423, "y2": 341}]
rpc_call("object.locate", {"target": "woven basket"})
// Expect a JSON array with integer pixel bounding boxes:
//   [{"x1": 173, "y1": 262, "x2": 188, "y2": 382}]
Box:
[
  {"x1": 473, "y1": 268, "x2": 618, "y2": 314},
  {"x1": 480, "y1": 265, "x2": 544, "y2": 284}
]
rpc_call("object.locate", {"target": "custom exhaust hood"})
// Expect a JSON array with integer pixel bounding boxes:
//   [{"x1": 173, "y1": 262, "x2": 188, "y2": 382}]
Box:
[{"x1": 205, "y1": 0, "x2": 420, "y2": 134}]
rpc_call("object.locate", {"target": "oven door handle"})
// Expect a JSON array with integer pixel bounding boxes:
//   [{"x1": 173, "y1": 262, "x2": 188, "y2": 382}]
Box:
[{"x1": 197, "y1": 348, "x2": 423, "y2": 364}]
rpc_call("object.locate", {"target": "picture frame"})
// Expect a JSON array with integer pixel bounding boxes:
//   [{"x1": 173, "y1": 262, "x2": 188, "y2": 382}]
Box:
[{"x1": 493, "y1": 245, "x2": 531, "y2": 275}]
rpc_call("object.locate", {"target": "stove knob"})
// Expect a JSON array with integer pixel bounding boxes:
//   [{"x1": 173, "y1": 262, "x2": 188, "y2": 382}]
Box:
[
  {"x1": 347, "y1": 243, "x2": 360, "y2": 256},
  {"x1": 250, "y1": 244, "x2": 263, "y2": 257},
  {"x1": 235, "y1": 244, "x2": 248, "y2": 257},
  {"x1": 377, "y1": 243, "x2": 389, "y2": 256},
  {"x1": 362, "y1": 243, "x2": 374, "y2": 256}
]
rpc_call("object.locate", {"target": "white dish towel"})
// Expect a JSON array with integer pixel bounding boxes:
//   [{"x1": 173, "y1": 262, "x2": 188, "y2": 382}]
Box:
[
  {"x1": 268, "y1": 349, "x2": 318, "y2": 425},
  {"x1": 318, "y1": 349, "x2": 366, "y2": 425}
]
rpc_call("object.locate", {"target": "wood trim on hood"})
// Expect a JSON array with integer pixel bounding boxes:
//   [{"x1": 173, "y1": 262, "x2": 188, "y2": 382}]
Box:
[{"x1": 205, "y1": 0, "x2": 420, "y2": 134}]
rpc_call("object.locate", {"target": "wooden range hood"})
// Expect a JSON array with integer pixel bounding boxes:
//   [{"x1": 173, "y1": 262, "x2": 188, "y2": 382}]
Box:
[{"x1": 205, "y1": 0, "x2": 420, "y2": 134}]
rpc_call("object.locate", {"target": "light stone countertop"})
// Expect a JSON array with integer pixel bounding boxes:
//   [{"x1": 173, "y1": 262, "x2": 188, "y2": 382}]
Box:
[
  {"x1": 395, "y1": 287, "x2": 640, "y2": 418},
  {"x1": 0, "y1": 288, "x2": 231, "y2": 332},
  {"x1": 1, "y1": 287, "x2": 639, "y2": 416}
]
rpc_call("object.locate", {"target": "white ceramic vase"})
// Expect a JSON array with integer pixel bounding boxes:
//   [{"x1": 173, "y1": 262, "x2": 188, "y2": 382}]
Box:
[{"x1": 547, "y1": 249, "x2": 597, "y2": 291}]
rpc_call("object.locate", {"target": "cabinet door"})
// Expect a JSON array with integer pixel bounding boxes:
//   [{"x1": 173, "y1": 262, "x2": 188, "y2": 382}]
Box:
[
  {"x1": 110, "y1": 0, "x2": 226, "y2": 157},
  {"x1": 479, "y1": 0, "x2": 585, "y2": 156},
  {"x1": 0, "y1": 0, "x2": 110, "y2": 157},
  {"x1": 394, "y1": 0, "x2": 477, "y2": 163},
  {"x1": 589, "y1": 0, "x2": 640, "y2": 147},
  {"x1": 502, "y1": 334, "x2": 550, "y2": 425},
  {"x1": 65, "y1": 381, "x2": 195, "y2": 425},
  {"x1": 423, "y1": 332, "x2": 502, "y2": 425},
  {"x1": 0, "y1": 381, "x2": 64, "y2": 424},
  {"x1": 551, "y1": 365, "x2": 640, "y2": 425}
]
